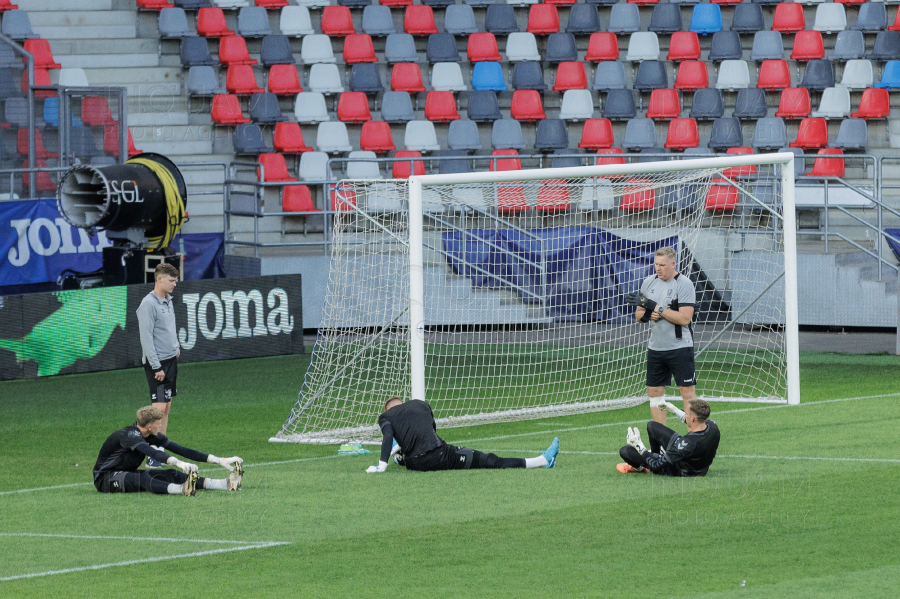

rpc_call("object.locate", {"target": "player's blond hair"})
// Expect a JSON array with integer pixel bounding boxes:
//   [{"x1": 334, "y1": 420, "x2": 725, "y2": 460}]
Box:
[
  {"x1": 136, "y1": 405, "x2": 164, "y2": 426},
  {"x1": 688, "y1": 399, "x2": 711, "y2": 422},
  {"x1": 384, "y1": 397, "x2": 403, "y2": 412},
  {"x1": 154, "y1": 262, "x2": 179, "y2": 281},
  {"x1": 654, "y1": 247, "x2": 677, "y2": 262}
]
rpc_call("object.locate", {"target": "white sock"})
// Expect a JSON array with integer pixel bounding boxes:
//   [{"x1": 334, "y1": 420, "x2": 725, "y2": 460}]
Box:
[
  {"x1": 167, "y1": 483, "x2": 182, "y2": 495},
  {"x1": 525, "y1": 456, "x2": 548, "y2": 469},
  {"x1": 204, "y1": 478, "x2": 228, "y2": 491}
]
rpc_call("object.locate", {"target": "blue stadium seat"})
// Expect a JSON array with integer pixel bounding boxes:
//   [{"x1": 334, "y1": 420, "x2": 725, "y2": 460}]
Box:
[
  {"x1": 649, "y1": 3, "x2": 683, "y2": 35},
  {"x1": 800, "y1": 60, "x2": 834, "y2": 91},
  {"x1": 362, "y1": 5, "x2": 395, "y2": 37},
  {"x1": 511, "y1": 61, "x2": 547, "y2": 91},
  {"x1": 608, "y1": 4, "x2": 640, "y2": 35},
  {"x1": 829, "y1": 31, "x2": 865, "y2": 62},
  {"x1": 708, "y1": 31, "x2": 743, "y2": 62},
  {"x1": 751, "y1": 31, "x2": 784, "y2": 62},
  {"x1": 444, "y1": 5, "x2": 478, "y2": 36},
  {"x1": 689, "y1": 88, "x2": 725, "y2": 120},
  {"x1": 485, "y1": 4, "x2": 519, "y2": 35},
  {"x1": 602, "y1": 89, "x2": 636, "y2": 120},
  {"x1": 690, "y1": 4, "x2": 723, "y2": 36},
  {"x1": 869, "y1": 31, "x2": 900, "y2": 61},
  {"x1": 237, "y1": 6, "x2": 272, "y2": 38},
  {"x1": 426, "y1": 33, "x2": 460, "y2": 62},
  {"x1": 633, "y1": 61, "x2": 668, "y2": 91},
  {"x1": 544, "y1": 33, "x2": 578, "y2": 63},
  {"x1": 876, "y1": 61, "x2": 900, "y2": 90},
  {"x1": 622, "y1": 118, "x2": 657, "y2": 151},
  {"x1": 233, "y1": 123, "x2": 272, "y2": 154},
  {"x1": 732, "y1": 88, "x2": 768, "y2": 120},
  {"x1": 707, "y1": 117, "x2": 743, "y2": 151},
  {"x1": 472, "y1": 61, "x2": 507, "y2": 91},
  {"x1": 349, "y1": 64, "x2": 385, "y2": 94},
  {"x1": 852, "y1": 2, "x2": 887, "y2": 33},
  {"x1": 249, "y1": 92, "x2": 285, "y2": 124},
  {"x1": 566, "y1": 5, "x2": 600, "y2": 36},
  {"x1": 384, "y1": 34, "x2": 418, "y2": 64},
  {"x1": 260, "y1": 35, "x2": 295, "y2": 66},
  {"x1": 438, "y1": 149, "x2": 472, "y2": 174},
  {"x1": 731, "y1": 3, "x2": 765, "y2": 35},
  {"x1": 467, "y1": 90, "x2": 502, "y2": 122},
  {"x1": 180, "y1": 37, "x2": 216, "y2": 67},
  {"x1": 550, "y1": 150, "x2": 583, "y2": 169}
]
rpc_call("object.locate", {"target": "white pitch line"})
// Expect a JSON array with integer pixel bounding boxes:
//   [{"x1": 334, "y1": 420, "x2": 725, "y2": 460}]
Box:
[
  {"x1": 0, "y1": 482, "x2": 91, "y2": 496},
  {"x1": 483, "y1": 449, "x2": 900, "y2": 464},
  {"x1": 0, "y1": 532, "x2": 267, "y2": 544},
  {"x1": 0, "y1": 541, "x2": 290, "y2": 582}
]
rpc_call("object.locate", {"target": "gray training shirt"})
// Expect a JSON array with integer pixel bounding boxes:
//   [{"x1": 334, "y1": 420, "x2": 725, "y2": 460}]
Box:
[
  {"x1": 640, "y1": 273, "x2": 696, "y2": 351},
  {"x1": 137, "y1": 291, "x2": 179, "y2": 370}
]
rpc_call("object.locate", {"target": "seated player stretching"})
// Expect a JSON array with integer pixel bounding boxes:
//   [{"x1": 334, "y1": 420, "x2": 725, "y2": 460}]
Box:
[
  {"x1": 617, "y1": 399, "x2": 720, "y2": 477},
  {"x1": 93, "y1": 406, "x2": 244, "y2": 496},
  {"x1": 366, "y1": 397, "x2": 559, "y2": 473}
]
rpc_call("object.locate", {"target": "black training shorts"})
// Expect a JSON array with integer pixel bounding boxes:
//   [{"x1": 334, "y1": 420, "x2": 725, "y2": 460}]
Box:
[
  {"x1": 144, "y1": 356, "x2": 178, "y2": 403},
  {"x1": 646, "y1": 347, "x2": 696, "y2": 388}
]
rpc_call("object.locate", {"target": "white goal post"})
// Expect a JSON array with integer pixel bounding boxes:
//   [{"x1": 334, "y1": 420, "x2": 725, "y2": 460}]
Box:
[{"x1": 272, "y1": 152, "x2": 799, "y2": 444}]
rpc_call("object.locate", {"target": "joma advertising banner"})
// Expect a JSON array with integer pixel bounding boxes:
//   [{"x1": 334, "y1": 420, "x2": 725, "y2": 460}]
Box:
[{"x1": 0, "y1": 275, "x2": 304, "y2": 380}]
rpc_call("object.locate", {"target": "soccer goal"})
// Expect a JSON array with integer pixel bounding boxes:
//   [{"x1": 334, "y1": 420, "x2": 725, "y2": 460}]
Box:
[{"x1": 272, "y1": 153, "x2": 799, "y2": 444}]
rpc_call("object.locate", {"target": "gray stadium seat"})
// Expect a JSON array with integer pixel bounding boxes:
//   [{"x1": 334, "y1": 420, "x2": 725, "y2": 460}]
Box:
[
  {"x1": 837, "y1": 60, "x2": 874, "y2": 91},
  {"x1": 811, "y1": 86, "x2": 851, "y2": 119},
  {"x1": 751, "y1": 117, "x2": 787, "y2": 151},
  {"x1": 346, "y1": 150, "x2": 383, "y2": 179},
  {"x1": 485, "y1": 4, "x2": 519, "y2": 35},
  {"x1": 349, "y1": 63, "x2": 384, "y2": 94},
  {"x1": 852, "y1": 2, "x2": 887, "y2": 33},
  {"x1": 707, "y1": 117, "x2": 743, "y2": 151},
  {"x1": 779, "y1": 147, "x2": 806, "y2": 178},
  {"x1": 708, "y1": 31, "x2": 743, "y2": 62},
  {"x1": 622, "y1": 118, "x2": 657, "y2": 150},
  {"x1": 431, "y1": 62, "x2": 466, "y2": 92},
  {"x1": 633, "y1": 61, "x2": 668, "y2": 90},
  {"x1": 447, "y1": 120, "x2": 483, "y2": 151},
  {"x1": 317, "y1": 122, "x2": 353, "y2": 153},
  {"x1": 602, "y1": 89, "x2": 636, "y2": 120},
  {"x1": 361, "y1": 5, "x2": 395, "y2": 37},
  {"x1": 233, "y1": 123, "x2": 271, "y2": 154},
  {"x1": 626, "y1": 32, "x2": 660, "y2": 62},
  {"x1": 384, "y1": 34, "x2": 418, "y2": 64},
  {"x1": 558, "y1": 89, "x2": 594, "y2": 121},
  {"x1": 405, "y1": 121, "x2": 441, "y2": 152},
  {"x1": 299, "y1": 151, "x2": 331, "y2": 181},
  {"x1": 467, "y1": 90, "x2": 501, "y2": 122},
  {"x1": 301, "y1": 35, "x2": 336, "y2": 64},
  {"x1": 249, "y1": 92, "x2": 285, "y2": 124},
  {"x1": 869, "y1": 31, "x2": 900, "y2": 61},
  {"x1": 506, "y1": 33, "x2": 541, "y2": 62},
  {"x1": 237, "y1": 6, "x2": 272, "y2": 38},
  {"x1": 437, "y1": 149, "x2": 472, "y2": 174},
  {"x1": 308, "y1": 64, "x2": 344, "y2": 95},
  {"x1": 731, "y1": 3, "x2": 764, "y2": 35},
  {"x1": 427, "y1": 33, "x2": 460, "y2": 63},
  {"x1": 732, "y1": 88, "x2": 767, "y2": 120},
  {"x1": 544, "y1": 33, "x2": 578, "y2": 63},
  {"x1": 829, "y1": 31, "x2": 865, "y2": 62},
  {"x1": 1, "y1": 10, "x2": 37, "y2": 40},
  {"x1": 689, "y1": 88, "x2": 725, "y2": 120},
  {"x1": 511, "y1": 61, "x2": 547, "y2": 90},
  {"x1": 649, "y1": 3, "x2": 683, "y2": 35},
  {"x1": 608, "y1": 4, "x2": 640, "y2": 35},
  {"x1": 491, "y1": 119, "x2": 525, "y2": 150},
  {"x1": 180, "y1": 37, "x2": 216, "y2": 67},
  {"x1": 813, "y1": 4, "x2": 847, "y2": 35},
  {"x1": 715, "y1": 60, "x2": 751, "y2": 91},
  {"x1": 260, "y1": 35, "x2": 295, "y2": 66},
  {"x1": 751, "y1": 31, "x2": 784, "y2": 62},
  {"x1": 280, "y1": 6, "x2": 315, "y2": 37},
  {"x1": 591, "y1": 61, "x2": 627, "y2": 91},
  {"x1": 831, "y1": 118, "x2": 867, "y2": 150},
  {"x1": 381, "y1": 91, "x2": 415, "y2": 122},
  {"x1": 294, "y1": 92, "x2": 330, "y2": 123},
  {"x1": 800, "y1": 60, "x2": 834, "y2": 91},
  {"x1": 3, "y1": 97, "x2": 29, "y2": 128},
  {"x1": 534, "y1": 119, "x2": 569, "y2": 151},
  {"x1": 158, "y1": 8, "x2": 196, "y2": 39},
  {"x1": 444, "y1": 5, "x2": 478, "y2": 36},
  {"x1": 566, "y1": 5, "x2": 600, "y2": 36},
  {"x1": 187, "y1": 66, "x2": 225, "y2": 95}
]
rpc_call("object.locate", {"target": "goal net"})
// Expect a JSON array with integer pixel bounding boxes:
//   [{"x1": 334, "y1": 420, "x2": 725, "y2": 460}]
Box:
[{"x1": 272, "y1": 154, "x2": 798, "y2": 444}]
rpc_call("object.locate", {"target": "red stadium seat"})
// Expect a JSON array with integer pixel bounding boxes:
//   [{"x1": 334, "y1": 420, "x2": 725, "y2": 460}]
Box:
[
  {"x1": 545, "y1": 0, "x2": 576, "y2": 5},
  {"x1": 664, "y1": 118, "x2": 700, "y2": 151},
  {"x1": 104, "y1": 126, "x2": 141, "y2": 158},
  {"x1": 219, "y1": 36, "x2": 257, "y2": 66},
  {"x1": 775, "y1": 88, "x2": 811, "y2": 119},
  {"x1": 667, "y1": 31, "x2": 701, "y2": 62},
  {"x1": 226, "y1": 65, "x2": 264, "y2": 95},
  {"x1": 705, "y1": 178, "x2": 738, "y2": 212},
  {"x1": 535, "y1": 180, "x2": 569, "y2": 213},
  {"x1": 621, "y1": 178, "x2": 655, "y2": 211},
  {"x1": 527, "y1": 4, "x2": 560, "y2": 36},
  {"x1": 468, "y1": 32, "x2": 502, "y2": 62},
  {"x1": 489, "y1": 149, "x2": 526, "y2": 212},
  {"x1": 17, "y1": 128, "x2": 58, "y2": 159},
  {"x1": 890, "y1": 9, "x2": 900, "y2": 32},
  {"x1": 258, "y1": 152, "x2": 297, "y2": 182},
  {"x1": 585, "y1": 32, "x2": 619, "y2": 62},
  {"x1": 380, "y1": 0, "x2": 412, "y2": 6},
  {"x1": 711, "y1": 0, "x2": 742, "y2": 6},
  {"x1": 578, "y1": 119, "x2": 614, "y2": 150},
  {"x1": 81, "y1": 96, "x2": 117, "y2": 126},
  {"x1": 391, "y1": 63, "x2": 426, "y2": 92},
  {"x1": 510, "y1": 90, "x2": 546, "y2": 122},
  {"x1": 490, "y1": 148, "x2": 522, "y2": 171},
  {"x1": 136, "y1": 0, "x2": 172, "y2": 9},
  {"x1": 791, "y1": 31, "x2": 824, "y2": 62},
  {"x1": 256, "y1": 0, "x2": 289, "y2": 8},
  {"x1": 723, "y1": 147, "x2": 756, "y2": 178},
  {"x1": 757, "y1": 60, "x2": 792, "y2": 91},
  {"x1": 267, "y1": 64, "x2": 302, "y2": 96},
  {"x1": 22, "y1": 160, "x2": 56, "y2": 192},
  {"x1": 404, "y1": 6, "x2": 438, "y2": 36},
  {"x1": 790, "y1": 117, "x2": 829, "y2": 150},
  {"x1": 392, "y1": 150, "x2": 426, "y2": 178},
  {"x1": 273, "y1": 122, "x2": 313, "y2": 154},
  {"x1": 851, "y1": 88, "x2": 890, "y2": 120},
  {"x1": 674, "y1": 60, "x2": 709, "y2": 91},
  {"x1": 23, "y1": 39, "x2": 61, "y2": 70},
  {"x1": 834, "y1": 0, "x2": 865, "y2": 5},
  {"x1": 197, "y1": 7, "x2": 234, "y2": 38},
  {"x1": 26, "y1": 68, "x2": 55, "y2": 98},
  {"x1": 772, "y1": 4, "x2": 805, "y2": 34},
  {"x1": 646, "y1": 89, "x2": 681, "y2": 121},
  {"x1": 282, "y1": 185, "x2": 319, "y2": 213},
  {"x1": 331, "y1": 184, "x2": 358, "y2": 211},
  {"x1": 806, "y1": 148, "x2": 844, "y2": 178},
  {"x1": 553, "y1": 62, "x2": 587, "y2": 91},
  {"x1": 628, "y1": 0, "x2": 658, "y2": 6},
  {"x1": 343, "y1": 34, "x2": 377, "y2": 64},
  {"x1": 321, "y1": 6, "x2": 355, "y2": 37},
  {"x1": 424, "y1": 91, "x2": 460, "y2": 122},
  {"x1": 595, "y1": 148, "x2": 625, "y2": 166},
  {"x1": 337, "y1": 91, "x2": 372, "y2": 123},
  {"x1": 360, "y1": 121, "x2": 396, "y2": 153}
]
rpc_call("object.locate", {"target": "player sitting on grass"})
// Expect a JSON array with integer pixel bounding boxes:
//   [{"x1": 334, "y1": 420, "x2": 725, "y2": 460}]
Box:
[
  {"x1": 366, "y1": 397, "x2": 559, "y2": 473},
  {"x1": 616, "y1": 398, "x2": 719, "y2": 477},
  {"x1": 93, "y1": 406, "x2": 244, "y2": 496}
]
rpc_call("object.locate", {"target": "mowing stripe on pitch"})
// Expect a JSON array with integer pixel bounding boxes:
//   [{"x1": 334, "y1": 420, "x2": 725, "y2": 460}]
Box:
[{"x1": 0, "y1": 532, "x2": 271, "y2": 544}]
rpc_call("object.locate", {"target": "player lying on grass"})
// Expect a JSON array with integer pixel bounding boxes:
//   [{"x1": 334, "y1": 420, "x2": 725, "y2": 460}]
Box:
[
  {"x1": 616, "y1": 398, "x2": 719, "y2": 477},
  {"x1": 93, "y1": 406, "x2": 244, "y2": 496},
  {"x1": 366, "y1": 397, "x2": 559, "y2": 473}
]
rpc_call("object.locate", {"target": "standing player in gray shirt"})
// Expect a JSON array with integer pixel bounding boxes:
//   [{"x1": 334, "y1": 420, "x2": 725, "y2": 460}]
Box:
[
  {"x1": 137, "y1": 263, "x2": 181, "y2": 466},
  {"x1": 625, "y1": 246, "x2": 697, "y2": 425}
]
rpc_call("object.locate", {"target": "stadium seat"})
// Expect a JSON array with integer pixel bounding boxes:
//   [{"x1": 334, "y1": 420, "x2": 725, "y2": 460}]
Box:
[
  {"x1": 346, "y1": 151, "x2": 382, "y2": 180},
  {"x1": 249, "y1": 92, "x2": 285, "y2": 123},
  {"x1": 553, "y1": 62, "x2": 587, "y2": 91},
  {"x1": 674, "y1": 61, "x2": 709, "y2": 91},
  {"x1": 361, "y1": 5, "x2": 394, "y2": 37},
  {"x1": 831, "y1": 118, "x2": 867, "y2": 150},
  {"x1": 472, "y1": 62, "x2": 507, "y2": 91},
  {"x1": 158, "y1": 8, "x2": 195, "y2": 38},
  {"x1": 751, "y1": 117, "x2": 787, "y2": 150},
  {"x1": 489, "y1": 151, "x2": 526, "y2": 212},
  {"x1": 634, "y1": 61, "x2": 668, "y2": 90},
  {"x1": 187, "y1": 65, "x2": 225, "y2": 95},
  {"x1": 212, "y1": 0, "x2": 246, "y2": 7},
  {"x1": 392, "y1": 150, "x2": 426, "y2": 179},
  {"x1": 23, "y1": 39, "x2": 61, "y2": 70},
  {"x1": 667, "y1": 32, "x2": 701, "y2": 62},
  {"x1": 485, "y1": 5, "x2": 519, "y2": 35},
  {"x1": 260, "y1": 35, "x2": 295, "y2": 66},
  {"x1": 558, "y1": 89, "x2": 594, "y2": 121},
  {"x1": 405, "y1": 6, "x2": 438, "y2": 36},
  {"x1": 426, "y1": 33, "x2": 460, "y2": 63},
  {"x1": 21, "y1": 159, "x2": 56, "y2": 192},
  {"x1": 711, "y1": 0, "x2": 741, "y2": 6},
  {"x1": 891, "y1": 8, "x2": 900, "y2": 32},
  {"x1": 811, "y1": 86, "x2": 851, "y2": 119},
  {"x1": 233, "y1": 123, "x2": 272, "y2": 153},
  {"x1": 81, "y1": 96, "x2": 116, "y2": 126},
  {"x1": 29, "y1": 67, "x2": 56, "y2": 98},
  {"x1": 704, "y1": 179, "x2": 738, "y2": 212},
  {"x1": 227, "y1": 65, "x2": 264, "y2": 95},
  {"x1": 391, "y1": 63, "x2": 426, "y2": 92},
  {"x1": 567, "y1": 5, "x2": 600, "y2": 35},
  {"x1": 425, "y1": 91, "x2": 460, "y2": 122},
  {"x1": 608, "y1": 3, "x2": 640, "y2": 35},
  {"x1": 664, "y1": 118, "x2": 700, "y2": 151},
  {"x1": 294, "y1": 92, "x2": 330, "y2": 124},
  {"x1": 3, "y1": 97, "x2": 28, "y2": 127},
  {"x1": 337, "y1": 0, "x2": 369, "y2": 8},
  {"x1": 757, "y1": 60, "x2": 792, "y2": 91},
  {"x1": 219, "y1": 36, "x2": 256, "y2": 66},
  {"x1": 620, "y1": 177, "x2": 655, "y2": 211},
  {"x1": 535, "y1": 177, "x2": 570, "y2": 213},
  {"x1": 274, "y1": 121, "x2": 313, "y2": 154},
  {"x1": 317, "y1": 121, "x2": 353, "y2": 153},
  {"x1": 731, "y1": 3, "x2": 765, "y2": 34},
  {"x1": 180, "y1": 37, "x2": 216, "y2": 67},
  {"x1": 377, "y1": 0, "x2": 412, "y2": 6},
  {"x1": 707, "y1": 117, "x2": 743, "y2": 150},
  {"x1": 800, "y1": 60, "x2": 835, "y2": 91},
  {"x1": 776, "y1": 88, "x2": 811, "y2": 119},
  {"x1": 359, "y1": 121, "x2": 396, "y2": 153},
  {"x1": 282, "y1": 185, "x2": 318, "y2": 214},
  {"x1": 511, "y1": 61, "x2": 548, "y2": 90},
  {"x1": 405, "y1": 120, "x2": 440, "y2": 151},
  {"x1": 813, "y1": 4, "x2": 846, "y2": 34},
  {"x1": 506, "y1": 32, "x2": 541, "y2": 62},
  {"x1": 381, "y1": 91, "x2": 415, "y2": 122},
  {"x1": 447, "y1": 119, "x2": 483, "y2": 150},
  {"x1": 622, "y1": 118, "x2": 656, "y2": 150},
  {"x1": 544, "y1": 33, "x2": 578, "y2": 63},
  {"x1": 267, "y1": 65, "x2": 302, "y2": 95},
  {"x1": 594, "y1": 148, "x2": 626, "y2": 167},
  {"x1": 510, "y1": 89, "x2": 545, "y2": 122},
  {"x1": 806, "y1": 148, "x2": 844, "y2": 178},
  {"x1": 321, "y1": 6, "x2": 355, "y2": 37},
  {"x1": 444, "y1": 5, "x2": 478, "y2": 35},
  {"x1": 279, "y1": 6, "x2": 314, "y2": 37},
  {"x1": 237, "y1": 6, "x2": 272, "y2": 38},
  {"x1": 578, "y1": 119, "x2": 614, "y2": 150},
  {"x1": 384, "y1": 34, "x2": 418, "y2": 64},
  {"x1": 492, "y1": 119, "x2": 526, "y2": 150},
  {"x1": 534, "y1": 118, "x2": 568, "y2": 151},
  {"x1": 468, "y1": 90, "x2": 502, "y2": 121},
  {"x1": 349, "y1": 64, "x2": 385, "y2": 94},
  {"x1": 586, "y1": 33, "x2": 620, "y2": 62},
  {"x1": 138, "y1": 0, "x2": 174, "y2": 8},
  {"x1": 708, "y1": 31, "x2": 742, "y2": 62},
  {"x1": 527, "y1": 4, "x2": 559, "y2": 36},
  {"x1": 722, "y1": 147, "x2": 756, "y2": 178},
  {"x1": 646, "y1": 88, "x2": 681, "y2": 120},
  {"x1": 421, "y1": 0, "x2": 455, "y2": 8},
  {"x1": 437, "y1": 149, "x2": 472, "y2": 175},
  {"x1": 306, "y1": 65, "x2": 346, "y2": 94},
  {"x1": 468, "y1": 32, "x2": 502, "y2": 62},
  {"x1": 716, "y1": 60, "x2": 751, "y2": 91},
  {"x1": 649, "y1": 3, "x2": 683, "y2": 35},
  {"x1": 830, "y1": 31, "x2": 865, "y2": 62},
  {"x1": 258, "y1": 153, "x2": 296, "y2": 182},
  {"x1": 431, "y1": 62, "x2": 467, "y2": 92},
  {"x1": 689, "y1": 88, "x2": 725, "y2": 120},
  {"x1": 301, "y1": 35, "x2": 336, "y2": 64},
  {"x1": 751, "y1": 31, "x2": 784, "y2": 62},
  {"x1": 602, "y1": 89, "x2": 636, "y2": 120},
  {"x1": 256, "y1": 0, "x2": 289, "y2": 8},
  {"x1": 869, "y1": 32, "x2": 900, "y2": 61},
  {"x1": 773, "y1": 5, "x2": 806, "y2": 34},
  {"x1": 337, "y1": 91, "x2": 372, "y2": 123},
  {"x1": 789, "y1": 117, "x2": 829, "y2": 149},
  {"x1": 343, "y1": 34, "x2": 378, "y2": 65},
  {"x1": 838, "y1": 60, "x2": 874, "y2": 91},
  {"x1": 730, "y1": 89, "x2": 769, "y2": 120},
  {"x1": 298, "y1": 152, "x2": 331, "y2": 182},
  {"x1": 0, "y1": 43, "x2": 18, "y2": 69},
  {"x1": 792, "y1": 30, "x2": 825, "y2": 62},
  {"x1": 690, "y1": 4, "x2": 723, "y2": 36},
  {"x1": 851, "y1": 88, "x2": 890, "y2": 120},
  {"x1": 17, "y1": 128, "x2": 57, "y2": 159},
  {"x1": 626, "y1": 32, "x2": 660, "y2": 62},
  {"x1": 876, "y1": 61, "x2": 900, "y2": 90}
]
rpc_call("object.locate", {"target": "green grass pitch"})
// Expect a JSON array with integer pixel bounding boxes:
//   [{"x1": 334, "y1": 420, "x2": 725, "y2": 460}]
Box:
[{"x1": 1, "y1": 350, "x2": 899, "y2": 598}]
